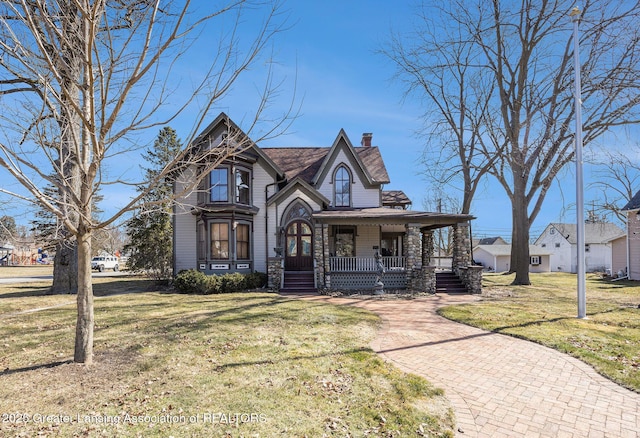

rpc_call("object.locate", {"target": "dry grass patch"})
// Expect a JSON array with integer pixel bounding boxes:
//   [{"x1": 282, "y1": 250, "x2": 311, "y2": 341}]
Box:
[
  {"x1": 439, "y1": 272, "x2": 640, "y2": 392},
  {"x1": 1, "y1": 279, "x2": 454, "y2": 437}
]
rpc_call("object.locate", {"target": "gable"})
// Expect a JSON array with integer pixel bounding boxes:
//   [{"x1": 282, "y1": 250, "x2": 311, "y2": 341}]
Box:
[
  {"x1": 189, "y1": 112, "x2": 283, "y2": 178},
  {"x1": 312, "y1": 129, "x2": 389, "y2": 187},
  {"x1": 547, "y1": 222, "x2": 624, "y2": 245}
]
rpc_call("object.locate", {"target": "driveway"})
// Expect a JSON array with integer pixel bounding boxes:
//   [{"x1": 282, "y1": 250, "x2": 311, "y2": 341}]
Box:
[
  {"x1": 300, "y1": 294, "x2": 640, "y2": 437},
  {"x1": 0, "y1": 271, "x2": 131, "y2": 284}
]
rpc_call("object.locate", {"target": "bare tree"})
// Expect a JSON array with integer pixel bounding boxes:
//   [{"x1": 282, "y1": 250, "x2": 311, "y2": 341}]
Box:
[
  {"x1": 0, "y1": 0, "x2": 294, "y2": 364},
  {"x1": 383, "y1": 8, "x2": 497, "y2": 215},
  {"x1": 588, "y1": 143, "x2": 640, "y2": 223},
  {"x1": 385, "y1": 0, "x2": 640, "y2": 285}
]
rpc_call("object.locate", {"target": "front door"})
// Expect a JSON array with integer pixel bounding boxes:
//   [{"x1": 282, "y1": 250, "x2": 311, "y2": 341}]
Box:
[{"x1": 285, "y1": 220, "x2": 313, "y2": 270}]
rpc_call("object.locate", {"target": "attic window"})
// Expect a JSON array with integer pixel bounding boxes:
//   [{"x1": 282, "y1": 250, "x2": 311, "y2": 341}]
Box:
[{"x1": 334, "y1": 165, "x2": 351, "y2": 207}]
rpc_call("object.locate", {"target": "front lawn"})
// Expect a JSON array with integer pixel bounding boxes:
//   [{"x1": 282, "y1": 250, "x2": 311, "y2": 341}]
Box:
[
  {"x1": 439, "y1": 272, "x2": 640, "y2": 392},
  {"x1": 0, "y1": 278, "x2": 454, "y2": 437}
]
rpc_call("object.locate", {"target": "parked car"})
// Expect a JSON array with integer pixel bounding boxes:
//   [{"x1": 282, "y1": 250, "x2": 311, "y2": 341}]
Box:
[{"x1": 91, "y1": 255, "x2": 119, "y2": 272}]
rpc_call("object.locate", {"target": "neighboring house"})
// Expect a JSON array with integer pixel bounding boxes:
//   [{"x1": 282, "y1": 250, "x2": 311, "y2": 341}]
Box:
[
  {"x1": 473, "y1": 244, "x2": 551, "y2": 273},
  {"x1": 534, "y1": 222, "x2": 624, "y2": 273},
  {"x1": 173, "y1": 113, "x2": 479, "y2": 293},
  {"x1": 622, "y1": 191, "x2": 640, "y2": 280},
  {"x1": 607, "y1": 234, "x2": 627, "y2": 277},
  {"x1": 472, "y1": 236, "x2": 508, "y2": 247}
]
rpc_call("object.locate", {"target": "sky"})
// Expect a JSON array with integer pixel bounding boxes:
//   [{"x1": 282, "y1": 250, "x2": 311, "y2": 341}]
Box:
[
  {"x1": 185, "y1": 0, "x2": 595, "y2": 241},
  {"x1": 1, "y1": 1, "x2": 623, "y2": 241}
]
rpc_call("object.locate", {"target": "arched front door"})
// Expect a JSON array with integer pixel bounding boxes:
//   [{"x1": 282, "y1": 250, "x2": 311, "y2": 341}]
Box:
[{"x1": 285, "y1": 220, "x2": 314, "y2": 271}]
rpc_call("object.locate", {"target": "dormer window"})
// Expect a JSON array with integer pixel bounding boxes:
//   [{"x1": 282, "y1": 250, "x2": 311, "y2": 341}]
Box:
[{"x1": 334, "y1": 165, "x2": 351, "y2": 207}]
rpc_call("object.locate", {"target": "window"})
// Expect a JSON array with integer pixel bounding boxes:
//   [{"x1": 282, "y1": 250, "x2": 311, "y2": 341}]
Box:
[
  {"x1": 236, "y1": 223, "x2": 250, "y2": 260},
  {"x1": 235, "y1": 168, "x2": 250, "y2": 204},
  {"x1": 555, "y1": 243, "x2": 561, "y2": 248},
  {"x1": 210, "y1": 222, "x2": 229, "y2": 260},
  {"x1": 210, "y1": 168, "x2": 228, "y2": 202},
  {"x1": 334, "y1": 166, "x2": 351, "y2": 207},
  {"x1": 334, "y1": 226, "x2": 355, "y2": 257},
  {"x1": 198, "y1": 222, "x2": 206, "y2": 259},
  {"x1": 530, "y1": 256, "x2": 541, "y2": 265}
]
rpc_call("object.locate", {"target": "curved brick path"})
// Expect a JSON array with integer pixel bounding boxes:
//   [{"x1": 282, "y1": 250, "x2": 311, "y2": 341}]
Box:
[{"x1": 299, "y1": 294, "x2": 640, "y2": 438}]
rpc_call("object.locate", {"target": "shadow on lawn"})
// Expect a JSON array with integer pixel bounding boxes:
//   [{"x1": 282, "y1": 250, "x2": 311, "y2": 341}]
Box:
[{"x1": 1, "y1": 360, "x2": 73, "y2": 376}]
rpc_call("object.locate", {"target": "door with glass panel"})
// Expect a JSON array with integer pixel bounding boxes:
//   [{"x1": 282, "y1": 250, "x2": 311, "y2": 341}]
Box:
[{"x1": 284, "y1": 220, "x2": 313, "y2": 270}]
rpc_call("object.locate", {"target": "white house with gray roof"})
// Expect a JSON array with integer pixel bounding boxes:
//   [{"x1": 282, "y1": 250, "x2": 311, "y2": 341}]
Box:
[
  {"x1": 534, "y1": 222, "x2": 624, "y2": 273},
  {"x1": 473, "y1": 244, "x2": 551, "y2": 273}
]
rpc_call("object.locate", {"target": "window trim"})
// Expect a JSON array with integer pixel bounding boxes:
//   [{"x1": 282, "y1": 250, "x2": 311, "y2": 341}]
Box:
[
  {"x1": 333, "y1": 165, "x2": 352, "y2": 207},
  {"x1": 234, "y1": 166, "x2": 251, "y2": 205},
  {"x1": 209, "y1": 221, "x2": 230, "y2": 260},
  {"x1": 235, "y1": 222, "x2": 251, "y2": 261},
  {"x1": 210, "y1": 167, "x2": 230, "y2": 203}
]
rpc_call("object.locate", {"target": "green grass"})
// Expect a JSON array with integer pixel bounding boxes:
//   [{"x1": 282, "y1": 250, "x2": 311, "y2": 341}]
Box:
[
  {"x1": 439, "y1": 272, "x2": 640, "y2": 392},
  {"x1": 0, "y1": 278, "x2": 454, "y2": 437}
]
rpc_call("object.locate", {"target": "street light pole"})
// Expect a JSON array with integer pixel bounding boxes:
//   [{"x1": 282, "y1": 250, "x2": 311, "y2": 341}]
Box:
[{"x1": 571, "y1": 6, "x2": 587, "y2": 319}]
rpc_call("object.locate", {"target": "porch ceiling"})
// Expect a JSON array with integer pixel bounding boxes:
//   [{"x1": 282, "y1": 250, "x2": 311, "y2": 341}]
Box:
[{"x1": 313, "y1": 207, "x2": 474, "y2": 229}]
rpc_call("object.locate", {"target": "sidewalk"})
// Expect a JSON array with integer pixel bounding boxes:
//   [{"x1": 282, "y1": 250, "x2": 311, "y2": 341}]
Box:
[{"x1": 301, "y1": 294, "x2": 640, "y2": 437}]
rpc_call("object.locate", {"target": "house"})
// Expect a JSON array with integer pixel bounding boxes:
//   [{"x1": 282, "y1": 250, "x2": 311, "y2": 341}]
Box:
[
  {"x1": 621, "y1": 191, "x2": 640, "y2": 280},
  {"x1": 473, "y1": 244, "x2": 551, "y2": 273},
  {"x1": 534, "y1": 222, "x2": 624, "y2": 273},
  {"x1": 173, "y1": 113, "x2": 480, "y2": 293},
  {"x1": 472, "y1": 236, "x2": 508, "y2": 247}
]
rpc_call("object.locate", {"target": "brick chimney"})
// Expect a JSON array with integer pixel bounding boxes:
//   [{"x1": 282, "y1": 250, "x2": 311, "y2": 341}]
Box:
[{"x1": 361, "y1": 132, "x2": 372, "y2": 147}]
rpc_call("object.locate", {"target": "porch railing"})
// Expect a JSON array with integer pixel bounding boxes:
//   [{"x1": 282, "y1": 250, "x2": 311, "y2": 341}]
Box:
[{"x1": 329, "y1": 256, "x2": 406, "y2": 272}]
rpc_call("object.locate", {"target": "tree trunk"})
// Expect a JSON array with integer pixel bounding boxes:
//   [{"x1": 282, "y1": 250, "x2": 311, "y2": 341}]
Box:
[
  {"x1": 74, "y1": 230, "x2": 94, "y2": 364},
  {"x1": 50, "y1": 240, "x2": 78, "y2": 294},
  {"x1": 510, "y1": 176, "x2": 531, "y2": 285}
]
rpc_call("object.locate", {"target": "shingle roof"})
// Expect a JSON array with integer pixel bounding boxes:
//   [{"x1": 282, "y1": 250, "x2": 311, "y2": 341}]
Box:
[
  {"x1": 261, "y1": 146, "x2": 390, "y2": 185},
  {"x1": 622, "y1": 190, "x2": 640, "y2": 211},
  {"x1": 382, "y1": 190, "x2": 412, "y2": 206},
  {"x1": 475, "y1": 244, "x2": 551, "y2": 256},
  {"x1": 550, "y1": 222, "x2": 625, "y2": 244}
]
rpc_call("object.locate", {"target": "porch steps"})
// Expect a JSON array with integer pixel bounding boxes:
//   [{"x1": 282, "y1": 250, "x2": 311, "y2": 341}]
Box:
[
  {"x1": 280, "y1": 271, "x2": 317, "y2": 294},
  {"x1": 435, "y1": 271, "x2": 468, "y2": 294}
]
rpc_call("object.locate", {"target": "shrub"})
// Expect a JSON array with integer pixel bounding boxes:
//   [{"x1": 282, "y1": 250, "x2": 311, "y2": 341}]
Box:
[
  {"x1": 174, "y1": 269, "x2": 210, "y2": 294},
  {"x1": 245, "y1": 272, "x2": 268, "y2": 289},
  {"x1": 174, "y1": 270, "x2": 267, "y2": 294}
]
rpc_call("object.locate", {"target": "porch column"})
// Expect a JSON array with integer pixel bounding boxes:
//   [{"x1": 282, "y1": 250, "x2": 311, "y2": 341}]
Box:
[
  {"x1": 422, "y1": 229, "x2": 434, "y2": 267},
  {"x1": 452, "y1": 222, "x2": 472, "y2": 273},
  {"x1": 313, "y1": 223, "x2": 329, "y2": 289},
  {"x1": 405, "y1": 223, "x2": 422, "y2": 289}
]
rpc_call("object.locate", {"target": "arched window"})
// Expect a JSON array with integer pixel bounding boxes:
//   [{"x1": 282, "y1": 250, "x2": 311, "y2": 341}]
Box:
[{"x1": 334, "y1": 165, "x2": 351, "y2": 207}]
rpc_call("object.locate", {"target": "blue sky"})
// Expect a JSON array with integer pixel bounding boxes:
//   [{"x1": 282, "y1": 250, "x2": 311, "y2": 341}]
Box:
[
  {"x1": 1, "y1": 1, "x2": 612, "y2": 241},
  {"x1": 181, "y1": 0, "x2": 590, "y2": 241}
]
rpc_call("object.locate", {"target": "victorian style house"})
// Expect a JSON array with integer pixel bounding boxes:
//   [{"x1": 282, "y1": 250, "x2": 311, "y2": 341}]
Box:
[{"x1": 173, "y1": 113, "x2": 480, "y2": 293}]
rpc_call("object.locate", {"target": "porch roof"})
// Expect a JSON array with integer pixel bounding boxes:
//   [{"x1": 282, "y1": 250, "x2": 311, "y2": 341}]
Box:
[{"x1": 313, "y1": 207, "x2": 474, "y2": 229}]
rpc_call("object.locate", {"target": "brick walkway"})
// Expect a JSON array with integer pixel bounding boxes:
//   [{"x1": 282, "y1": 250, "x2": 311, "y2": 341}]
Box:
[{"x1": 299, "y1": 294, "x2": 640, "y2": 438}]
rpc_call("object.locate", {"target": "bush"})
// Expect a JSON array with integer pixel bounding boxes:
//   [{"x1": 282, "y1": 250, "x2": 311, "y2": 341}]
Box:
[
  {"x1": 174, "y1": 269, "x2": 210, "y2": 294},
  {"x1": 174, "y1": 270, "x2": 267, "y2": 294}
]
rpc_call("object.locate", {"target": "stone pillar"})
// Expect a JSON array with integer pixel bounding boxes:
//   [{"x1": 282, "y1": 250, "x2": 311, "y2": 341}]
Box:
[
  {"x1": 405, "y1": 223, "x2": 422, "y2": 290},
  {"x1": 423, "y1": 265, "x2": 436, "y2": 294},
  {"x1": 452, "y1": 222, "x2": 472, "y2": 273},
  {"x1": 267, "y1": 257, "x2": 283, "y2": 290},
  {"x1": 313, "y1": 223, "x2": 329, "y2": 289},
  {"x1": 422, "y1": 229, "x2": 434, "y2": 267},
  {"x1": 458, "y1": 265, "x2": 483, "y2": 294}
]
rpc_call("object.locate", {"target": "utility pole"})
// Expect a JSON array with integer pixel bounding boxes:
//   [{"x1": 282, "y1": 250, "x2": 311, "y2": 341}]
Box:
[{"x1": 572, "y1": 6, "x2": 587, "y2": 319}]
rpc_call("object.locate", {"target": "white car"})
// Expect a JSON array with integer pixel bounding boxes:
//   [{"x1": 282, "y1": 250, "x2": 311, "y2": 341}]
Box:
[{"x1": 91, "y1": 255, "x2": 119, "y2": 272}]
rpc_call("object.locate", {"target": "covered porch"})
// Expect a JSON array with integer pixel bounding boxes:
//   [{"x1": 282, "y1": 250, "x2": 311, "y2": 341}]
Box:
[{"x1": 312, "y1": 208, "x2": 481, "y2": 294}]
